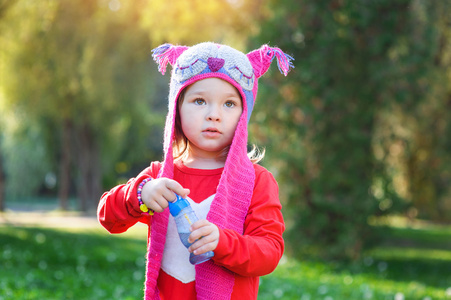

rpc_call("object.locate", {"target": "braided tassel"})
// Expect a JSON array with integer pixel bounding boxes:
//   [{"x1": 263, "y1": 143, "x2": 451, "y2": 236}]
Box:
[
  {"x1": 247, "y1": 45, "x2": 294, "y2": 78},
  {"x1": 151, "y1": 44, "x2": 189, "y2": 75},
  {"x1": 267, "y1": 47, "x2": 295, "y2": 76}
]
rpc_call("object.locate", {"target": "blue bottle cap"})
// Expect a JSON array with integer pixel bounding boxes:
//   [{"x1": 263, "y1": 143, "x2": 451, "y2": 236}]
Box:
[{"x1": 168, "y1": 194, "x2": 190, "y2": 216}]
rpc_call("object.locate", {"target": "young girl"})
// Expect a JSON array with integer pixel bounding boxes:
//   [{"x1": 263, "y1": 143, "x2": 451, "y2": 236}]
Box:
[{"x1": 98, "y1": 42, "x2": 293, "y2": 300}]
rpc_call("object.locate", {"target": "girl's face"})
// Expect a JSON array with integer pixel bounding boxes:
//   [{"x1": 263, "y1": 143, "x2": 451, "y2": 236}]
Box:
[{"x1": 179, "y1": 77, "x2": 243, "y2": 160}]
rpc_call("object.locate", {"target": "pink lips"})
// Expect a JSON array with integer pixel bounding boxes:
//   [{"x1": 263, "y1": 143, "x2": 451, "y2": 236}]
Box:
[{"x1": 202, "y1": 127, "x2": 221, "y2": 138}]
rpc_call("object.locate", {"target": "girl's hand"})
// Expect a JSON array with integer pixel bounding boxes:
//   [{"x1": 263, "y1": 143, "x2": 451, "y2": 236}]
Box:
[
  {"x1": 141, "y1": 178, "x2": 190, "y2": 213},
  {"x1": 188, "y1": 219, "x2": 219, "y2": 255}
]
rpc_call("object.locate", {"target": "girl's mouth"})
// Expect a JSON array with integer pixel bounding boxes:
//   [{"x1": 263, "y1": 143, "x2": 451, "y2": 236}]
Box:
[
  {"x1": 202, "y1": 127, "x2": 221, "y2": 137},
  {"x1": 204, "y1": 127, "x2": 220, "y2": 133}
]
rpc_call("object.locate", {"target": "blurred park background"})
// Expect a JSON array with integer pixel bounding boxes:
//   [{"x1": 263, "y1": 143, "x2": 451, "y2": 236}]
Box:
[{"x1": 1, "y1": 0, "x2": 451, "y2": 299}]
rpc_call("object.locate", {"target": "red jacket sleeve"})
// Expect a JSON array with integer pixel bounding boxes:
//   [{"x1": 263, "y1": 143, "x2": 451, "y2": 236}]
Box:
[
  {"x1": 97, "y1": 162, "x2": 161, "y2": 234},
  {"x1": 212, "y1": 165, "x2": 285, "y2": 277}
]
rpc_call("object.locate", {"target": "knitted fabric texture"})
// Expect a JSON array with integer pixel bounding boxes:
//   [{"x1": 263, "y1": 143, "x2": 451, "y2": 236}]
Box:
[{"x1": 146, "y1": 42, "x2": 293, "y2": 300}]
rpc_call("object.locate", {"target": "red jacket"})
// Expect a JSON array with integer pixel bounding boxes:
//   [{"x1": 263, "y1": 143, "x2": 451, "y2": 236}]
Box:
[{"x1": 98, "y1": 161, "x2": 285, "y2": 299}]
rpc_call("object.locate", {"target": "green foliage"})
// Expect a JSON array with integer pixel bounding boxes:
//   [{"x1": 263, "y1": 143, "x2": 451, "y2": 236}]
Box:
[
  {"x1": 0, "y1": 0, "x2": 164, "y2": 208},
  {"x1": 372, "y1": 1, "x2": 451, "y2": 222},
  {"x1": 251, "y1": 0, "x2": 451, "y2": 259},
  {"x1": 1, "y1": 123, "x2": 51, "y2": 198},
  {"x1": 0, "y1": 0, "x2": 266, "y2": 210},
  {"x1": 140, "y1": 0, "x2": 263, "y2": 47}
]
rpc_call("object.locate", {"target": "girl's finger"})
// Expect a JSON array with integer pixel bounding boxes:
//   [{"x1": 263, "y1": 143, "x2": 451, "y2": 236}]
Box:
[
  {"x1": 189, "y1": 219, "x2": 210, "y2": 231},
  {"x1": 191, "y1": 243, "x2": 214, "y2": 255},
  {"x1": 146, "y1": 195, "x2": 168, "y2": 213},
  {"x1": 165, "y1": 179, "x2": 190, "y2": 199}
]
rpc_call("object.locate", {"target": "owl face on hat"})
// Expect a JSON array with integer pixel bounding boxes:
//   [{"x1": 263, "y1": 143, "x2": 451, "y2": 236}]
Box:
[
  {"x1": 152, "y1": 42, "x2": 294, "y2": 123},
  {"x1": 173, "y1": 43, "x2": 255, "y2": 91}
]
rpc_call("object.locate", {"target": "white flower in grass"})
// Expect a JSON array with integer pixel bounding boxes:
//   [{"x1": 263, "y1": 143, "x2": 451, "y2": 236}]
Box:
[
  {"x1": 38, "y1": 260, "x2": 47, "y2": 270},
  {"x1": 35, "y1": 233, "x2": 46, "y2": 244},
  {"x1": 106, "y1": 252, "x2": 117, "y2": 262},
  {"x1": 394, "y1": 292, "x2": 404, "y2": 300},
  {"x1": 318, "y1": 285, "x2": 328, "y2": 295},
  {"x1": 300, "y1": 294, "x2": 311, "y2": 300},
  {"x1": 377, "y1": 261, "x2": 388, "y2": 272},
  {"x1": 363, "y1": 256, "x2": 374, "y2": 266},
  {"x1": 273, "y1": 288, "x2": 283, "y2": 298},
  {"x1": 343, "y1": 275, "x2": 353, "y2": 285},
  {"x1": 364, "y1": 290, "x2": 373, "y2": 299}
]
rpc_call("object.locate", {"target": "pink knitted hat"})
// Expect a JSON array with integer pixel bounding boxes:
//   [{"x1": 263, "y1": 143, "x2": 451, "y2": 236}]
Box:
[{"x1": 145, "y1": 42, "x2": 293, "y2": 300}]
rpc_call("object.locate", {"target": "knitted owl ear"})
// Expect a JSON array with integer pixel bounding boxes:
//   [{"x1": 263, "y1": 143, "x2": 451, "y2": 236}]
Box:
[
  {"x1": 247, "y1": 45, "x2": 294, "y2": 78},
  {"x1": 151, "y1": 44, "x2": 189, "y2": 75}
]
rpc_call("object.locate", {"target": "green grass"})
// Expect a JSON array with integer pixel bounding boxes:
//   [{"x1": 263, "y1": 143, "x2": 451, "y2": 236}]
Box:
[
  {"x1": 0, "y1": 226, "x2": 147, "y2": 299},
  {"x1": 258, "y1": 223, "x2": 451, "y2": 300},
  {"x1": 1, "y1": 221, "x2": 451, "y2": 299}
]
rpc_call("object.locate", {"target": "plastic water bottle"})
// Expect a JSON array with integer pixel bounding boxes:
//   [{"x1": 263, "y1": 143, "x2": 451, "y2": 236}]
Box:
[{"x1": 168, "y1": 194, "x2": 214, "y2": 265}]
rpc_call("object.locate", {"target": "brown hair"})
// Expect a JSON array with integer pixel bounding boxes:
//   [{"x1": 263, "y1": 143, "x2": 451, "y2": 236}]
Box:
[{"x1": 172, "y1": 86, "x2": 265, "y2": 164}]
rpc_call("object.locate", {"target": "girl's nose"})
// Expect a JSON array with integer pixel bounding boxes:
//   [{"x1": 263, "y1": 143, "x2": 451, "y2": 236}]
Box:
[{"x1": 206, "y1": 106, "x2": 221, "y2": 121}]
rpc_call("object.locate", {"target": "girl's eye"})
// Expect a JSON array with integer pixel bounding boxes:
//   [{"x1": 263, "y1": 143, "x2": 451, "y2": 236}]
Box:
[
  {"x1": 225, "y1": 101, "x2": 236, "y2": 108},
  {"x1": 194, "y1": 98, "x2": 206, "y2": 105}
]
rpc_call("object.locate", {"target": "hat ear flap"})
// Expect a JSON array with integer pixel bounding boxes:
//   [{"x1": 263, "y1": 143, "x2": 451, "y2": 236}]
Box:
[
  {"x1": 151, "y1": 44, "x2": 189, "y2": 75},
  {"x1": 247, "y1": 45, "x2": 294, "y2": 78}
]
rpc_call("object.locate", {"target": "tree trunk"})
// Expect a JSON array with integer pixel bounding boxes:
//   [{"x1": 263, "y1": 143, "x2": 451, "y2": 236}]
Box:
[
  {"x1": 0, "y1": 149, "x2": 5, "y2": 212},
  {"x1": 58, "y1": 119, "x2": 72, "y2": 211},
  {"x1": 75, "y1": 123, "x2": 102, "y2": 213}
]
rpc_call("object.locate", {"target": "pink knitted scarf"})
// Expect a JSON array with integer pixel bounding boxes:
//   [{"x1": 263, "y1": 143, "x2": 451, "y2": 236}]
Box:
[{"x1": 144, "y1": 42, "x2": 293, "y2": 300}]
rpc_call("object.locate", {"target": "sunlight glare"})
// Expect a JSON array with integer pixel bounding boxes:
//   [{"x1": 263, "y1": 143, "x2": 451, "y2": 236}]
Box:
[
  {"x1": 227, "y1": 0, "x2": 243, "y2": 8},
  {"x1": 109, "y1": 0, "x2": 121, "y2": 11}
]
